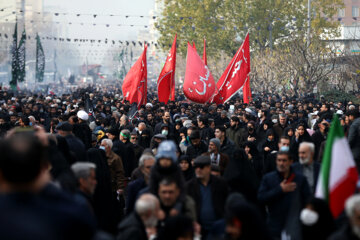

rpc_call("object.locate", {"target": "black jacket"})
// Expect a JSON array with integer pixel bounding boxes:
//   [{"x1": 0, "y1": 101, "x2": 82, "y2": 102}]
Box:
[
  {"x1": 199, "y1": 126, "x2": 215, "y2": 144},
  {"x1": 186, "y1": 141, "x2": 208, "y2": 160},
  {"x1": 186, "y1": 175, "x2": 228, "y2": 222},
  {"x1": 116, "y1": 212, "x2": 147, "y2": 240}
]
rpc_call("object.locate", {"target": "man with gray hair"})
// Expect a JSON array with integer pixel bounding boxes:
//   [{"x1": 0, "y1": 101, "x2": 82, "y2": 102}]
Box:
[
  {"x1": 292, "y1": 142, "x2": 320, "y2": 194},
  {"x1": 100, "y1": 139, "x2": 125, "y2": 194},
  {"x1": 329, "y1": 194, "x2": 360, "y2": 239},
  {"x1": 117, "y1": 193, "x2": 162, "y2": 240},
  {"x1": 71, "y1": 162, "x2": 97, "y2": 207}
]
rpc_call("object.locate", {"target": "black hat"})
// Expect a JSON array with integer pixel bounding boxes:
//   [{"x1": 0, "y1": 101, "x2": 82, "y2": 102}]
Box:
[
  {"x1": 193, "y1": 155, "x2": 211, "y2": 167},
  {"x1": 189, "y1": 130, "x2": 200, "y2": 140},
  {"x1": 106, "y1": 127, "x2": 119, "y2": 136},
  {"x1": 56, "y1": 121, "x2": 73, "y2": 132}
]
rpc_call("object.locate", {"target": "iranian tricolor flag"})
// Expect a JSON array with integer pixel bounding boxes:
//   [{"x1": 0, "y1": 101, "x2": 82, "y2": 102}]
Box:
[{"x1": 315, "y1": 115, "x2": 358, "y2": 218}]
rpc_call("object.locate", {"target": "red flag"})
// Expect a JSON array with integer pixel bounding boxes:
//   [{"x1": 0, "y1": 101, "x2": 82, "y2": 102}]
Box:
[
  {"x1": 157, "y1": 34, "x2": 177, "y2": 103},
  {"x1": 203, "y1": 38, "x2": 207, "y2": 65},
  {"x1": 183, "y1": 42, "x2": 216, "y2": 104},
  {"x1": 192, "y1": 41, "x2": 197, "y2": 51},
  {"x1": 213, "y1": 33, "x2": 250, "y2": 104},
  {"x1": 122, "y1": 45, "x2": 147, "y2": 108},
  {"x1": 243, "y1": 76, "x2": 252, "y2": 104}
]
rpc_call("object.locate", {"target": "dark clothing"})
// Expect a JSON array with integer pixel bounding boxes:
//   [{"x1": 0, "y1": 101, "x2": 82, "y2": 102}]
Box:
[
  {"x1": 349, "y1": 118, "x2": 360, "y2": 171},
  {"x1": 132, "y1": 143, "x2": 144, "y2": 166},
  {"x1": 186, "y1": 175, "x2": 228, "y2": 226},
  {"x1": 114, "y1": 141, "x2": 136, "y2": 179},
  {"x1": 73, "y1": 122, "x2": 92, "y2": 149},
  {"x1": 0, "y1": 184, "x2": 96, "y2": 240},
  {"x1": 224, "y1": 149, "x2": 260, "y2": 203},
  {"x1": 203, "y1": 152, "x2": 229, "y2": 176},
  {"x1": 126, "y1": 178, "x2": 147, "y2": 215},
  {"x1": 290, "y1": 132, "x2": 313, "y2": 162},
  {"x1": 65, "y1": 134, "x2": 87, "y2": 162},
  {"x1": 258, "y1": 168, "x2": 311, "y2": 238},
  {"x1": 220, "y1": 137, "x2": 236, "y2": 159},
  {"x1": 311, "y1": 130, "x2": 326, "y2": 161},
  {"x1": 226, "y1": 126, "x2": 247, "y2": 148},
  {"x1": 292, "y1": 161, "x2": 320, "y2": 194},
  {"x1": 328, "y1": 222, "x2": 359, "y2": 240},
  {"x1": 116, "y1": 212, "x2": 147, "y2": 240},
  {"x1": 273, "y1": 123, "x2": 288, "y2": 139},
  {"x1": 199, "y1": 126, "x2": 215, "y2": 143},
  {"x1": 186, "y1": 141, "x2": 208, "y2": 160},
  {"x1": 263, "y1": 151, "x2": 277, "y2": 175}
]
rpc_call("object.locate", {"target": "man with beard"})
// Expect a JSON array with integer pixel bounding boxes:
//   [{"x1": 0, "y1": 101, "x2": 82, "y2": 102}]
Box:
[
  {"x1": 130, "y1": 130, "x2": 144, "y2": 165},
  {"x1": 273, "y1": 114, "x2": 289, "y2": 139},
  {"x1": 226, "y1": 116, "x2": 247, "y2": 148},
  {"x1": 202, "y1": 138, "x2": 229, "y2": 176},
  {"x1": 215, "y1": 126, "x2": 236, "y2": 160},
  {"x1": 348, "y1": 109, "x2": 360, "y2": 172},
  {"x1": 117, "y1": 194, "x2": 162, "y2": 240},
  {"x1": 197, "y1": 115, "x2": 215, "y2": 144},
  {"x1": 186, "y1": 130, "x2": 208, "y2": 161},
  {"x1": 329, "y1": 194, "x2": 360, "y2": 240},
  {"x1": 258, "y1": 151, "x2": 310, "y2": 238},
  {"x1": 292, "y1": 142, "x2": 320, "y2": 194},
  {"x1": 154, "y1": 111, "x2": 173, "y2": 136}
]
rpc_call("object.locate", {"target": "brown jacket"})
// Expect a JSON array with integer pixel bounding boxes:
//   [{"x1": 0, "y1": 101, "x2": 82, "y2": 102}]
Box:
[
  {"x1": 202, "y1": 152, "x2": 229, "y2": 176},
  {"x1": 107, "y1": 151, "x2": 126, "y2": 192}
]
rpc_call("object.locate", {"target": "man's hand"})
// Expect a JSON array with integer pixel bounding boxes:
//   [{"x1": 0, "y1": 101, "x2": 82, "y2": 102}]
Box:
[
  {"x1": 264, "y1": 147, "x2": 271, "y2": 152},
  {"x1": 280, "y1": 179, "x2": 296, "y2": 192}
]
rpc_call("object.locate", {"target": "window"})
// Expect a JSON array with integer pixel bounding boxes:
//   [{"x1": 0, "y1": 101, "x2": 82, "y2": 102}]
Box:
[
  {"x1": 352, "y1": 7, "x2": 359, "y2": 17},
  {"x1": 338, "y1": 8, "x2": 345, "y2": 17}
]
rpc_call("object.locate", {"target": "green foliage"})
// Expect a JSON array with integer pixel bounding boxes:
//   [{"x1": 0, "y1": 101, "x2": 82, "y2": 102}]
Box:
[
  {"x1": 321, "y1": 89, "x2": 359, "y2": 103},
  {"x1": 156, "y1": 0, "x2": 343, "y2": 58}
]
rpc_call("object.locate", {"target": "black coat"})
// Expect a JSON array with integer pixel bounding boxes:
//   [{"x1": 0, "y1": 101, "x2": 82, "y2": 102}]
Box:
[
  {"x1": 116, "y1": 212, "x2": 147, "y2": 240},
  {"x1": 186, "y1": 141, "x2": 208, "y2": 160},
  {"x1": 186, "y1": 176, "x2": 228, "y2": 222},
  {"x1": 199, "y1": 126, "x2": 215, "y2": 143},
  {"x1": 258, "y1": 168, "x2": 311, "y2": 237}
]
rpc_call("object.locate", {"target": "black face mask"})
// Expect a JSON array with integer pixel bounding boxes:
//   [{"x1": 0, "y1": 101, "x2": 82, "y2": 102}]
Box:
[{"x1": 248, "y1": 127, "x2": 254, "y2": 132}]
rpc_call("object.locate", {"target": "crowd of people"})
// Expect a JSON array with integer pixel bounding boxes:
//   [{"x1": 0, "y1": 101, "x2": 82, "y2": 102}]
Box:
[{"x1": 0, "y1": 85, "x2": 360, "y2": 240}]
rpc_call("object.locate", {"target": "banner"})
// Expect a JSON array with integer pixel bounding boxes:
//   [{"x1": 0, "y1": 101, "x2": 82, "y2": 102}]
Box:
[
  {"x1": 122, "y1": 45, "x2": 147, "y2": 108},
  {"x1": 183, "y1": 42, "x2": 216, "y2": 104},
  {"x1": 36, "y1": 33, "x2": 45, "y2": 82},
  {"x1": 157, "y1": 34, "x2": 176, "y2": 103},
  {"x1": 213, "y1": 33, "x2": 250, "y2": 104}
]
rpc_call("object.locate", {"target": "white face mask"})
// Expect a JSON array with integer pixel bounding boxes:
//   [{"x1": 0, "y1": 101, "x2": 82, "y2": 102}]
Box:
[
  {"x1": 99, "y1": 146, "x2": 106, "y2": 151},
  {"x1": 258, "y1": 112, "x2": 262, "y2": 118},
  {"x1": 300, "y1": 208, "x2": 319, "y2": 226},
  {"x1": 272, "y1": 119, "x2": 278, "y2": 124},
  {"x1": 162, "y1": 130, "x2": 168, "y2": 136}
]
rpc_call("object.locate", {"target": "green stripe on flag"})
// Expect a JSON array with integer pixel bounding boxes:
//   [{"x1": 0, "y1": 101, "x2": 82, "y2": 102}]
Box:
[{"x1": 320, "y1": 115, "x2": 344, "y2": 202}]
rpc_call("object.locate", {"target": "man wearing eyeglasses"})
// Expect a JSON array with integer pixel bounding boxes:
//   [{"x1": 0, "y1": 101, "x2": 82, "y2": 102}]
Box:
[
  {"x1": 130, "y1": 130, "x2": 144, "y2": 166},
  {"x1": 186, "y1": 155, "x2": 228, "y2": 239}
]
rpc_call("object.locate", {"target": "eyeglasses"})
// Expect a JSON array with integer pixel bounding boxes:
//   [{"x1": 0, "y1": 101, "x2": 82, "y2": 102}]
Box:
[{"x1": 131, "y1": 137, "x2": 137, "y2": 140}]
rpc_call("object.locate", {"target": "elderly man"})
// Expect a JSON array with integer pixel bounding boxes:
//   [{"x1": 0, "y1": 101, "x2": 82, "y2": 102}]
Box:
[
  {"x1": 202, "y1": 138, "x2": 229, "y2": 175},
  {"x1": 127, "y1": 154, "x2": 156, "y2": 214},
  {"x1": 292, "y1": 142, "x2": 320, "y2": 194},
  {"x1": 258, "y1": 151, "x2": 310, "y2": 238},
  {"x1": 329, "y1": 194, "x2": 360, "y2": 239},
  {"x1": 100, "y1": 139, "x2": 125, "y2": 194},
  {"x1": 71, "y1": 162, "x2": 97, "y2": 208},
  {"x1": 117, "y1": 194, "x2": 162, "y2": 240}
]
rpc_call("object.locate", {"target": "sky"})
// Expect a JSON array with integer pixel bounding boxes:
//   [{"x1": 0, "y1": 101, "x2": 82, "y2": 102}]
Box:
[{"x1": 44, "y1": 0, "x2": 156, "y2": 40}]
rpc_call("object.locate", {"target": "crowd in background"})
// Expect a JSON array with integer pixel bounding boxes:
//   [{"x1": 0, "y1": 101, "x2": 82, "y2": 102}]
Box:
[{"x1": 1, "y1": 86, "x2": 360, "y2": 240}]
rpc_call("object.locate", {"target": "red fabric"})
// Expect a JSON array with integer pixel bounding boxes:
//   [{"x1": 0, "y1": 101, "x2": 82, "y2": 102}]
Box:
[
  {"x1": 243, "y1": 76, "x2": 251, "y2": 104},
  {"x1": 203, "y1": 39, "x2": 207, "y2": 65},
  {"x1": 157, "y1": 34, "x2": 177, "y2": 103},
  {"x1": 183, "y1": 42, "x2": 216, "y2": 104},
  {"x1": 122, "y1": 45, "x2": 147, "y2": 108},
  {"x1": 213, "y1": 33, "x2": 250, "y2": 104},
  {"x1": 192, "y1": 41, "x2": 197, "y2": 51},
  {"x1": 329, "y1": 167, "x2": 358, "y2": 218}
]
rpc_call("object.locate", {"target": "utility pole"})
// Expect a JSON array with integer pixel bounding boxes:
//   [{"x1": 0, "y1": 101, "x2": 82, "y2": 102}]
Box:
[{"x1": 307, "y1": 0, "x2": 311, "y2": 48}]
